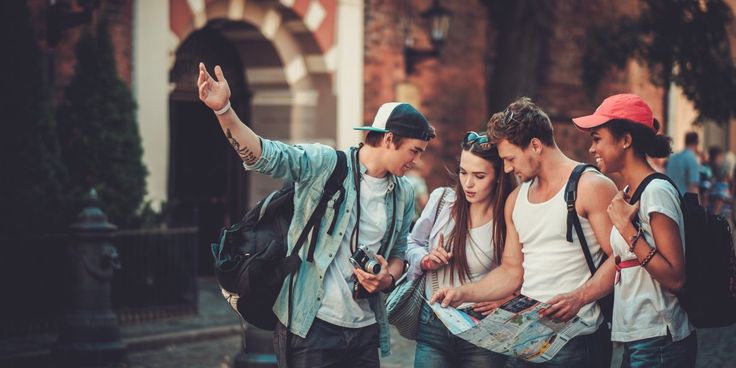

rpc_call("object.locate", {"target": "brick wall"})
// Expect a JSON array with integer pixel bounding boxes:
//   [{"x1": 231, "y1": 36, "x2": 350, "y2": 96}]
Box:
[
  {"x1": 364, "y1": 0, "x2": 489, "y2": 189},
  {"x1": 27, "y1": 0, "x2": 133, "y2": 104}
]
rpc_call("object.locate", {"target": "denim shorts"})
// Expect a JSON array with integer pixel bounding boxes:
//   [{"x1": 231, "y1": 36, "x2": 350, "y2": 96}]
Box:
[{"x1": 622, "y1": 331, "x2": 697, "y2": 368}]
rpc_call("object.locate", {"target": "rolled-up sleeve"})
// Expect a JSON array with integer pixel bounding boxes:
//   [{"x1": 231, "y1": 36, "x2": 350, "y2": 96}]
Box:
[{"x1": 243, "y1": 138, "x2": 334, "y2": 184}]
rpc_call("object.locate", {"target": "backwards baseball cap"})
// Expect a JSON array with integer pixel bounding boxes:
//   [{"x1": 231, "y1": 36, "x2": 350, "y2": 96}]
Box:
[
  {"x1": 354, "y1": 102, "x2": 435, "y2": 141},
  {"x1": 572, "y1": 94, "x2": 656, "y2": 132}
]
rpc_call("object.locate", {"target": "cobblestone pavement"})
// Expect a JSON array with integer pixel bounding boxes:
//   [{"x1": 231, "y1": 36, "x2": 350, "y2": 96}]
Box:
[{"x1": 123, "y1": 323, "x2": 735, "y2": 368}]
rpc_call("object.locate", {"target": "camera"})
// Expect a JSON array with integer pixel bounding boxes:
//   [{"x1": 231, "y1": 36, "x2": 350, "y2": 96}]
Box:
[{"x1": 349, "y1": 245, "x2": 381, "y2": 275}]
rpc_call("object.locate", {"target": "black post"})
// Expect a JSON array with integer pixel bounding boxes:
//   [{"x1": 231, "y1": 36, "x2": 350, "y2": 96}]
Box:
[
  {"x1": 53, "y1": 189, "x2": 127, "y2": 366},
  {"x1": 233, "y1": 322, "x2": 278, "y2": 368}
]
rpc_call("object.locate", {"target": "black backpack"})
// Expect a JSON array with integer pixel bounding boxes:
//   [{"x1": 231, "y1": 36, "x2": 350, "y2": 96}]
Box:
[
  {"x1": 565, "y1": 164, "x2": 615, "y2": 323},
  {"x1": 629, "y1": 172, "x2": 736, "y2": 328},
  {"x1": 211, "y1": 150, "x2": 348, "y2": 330}
]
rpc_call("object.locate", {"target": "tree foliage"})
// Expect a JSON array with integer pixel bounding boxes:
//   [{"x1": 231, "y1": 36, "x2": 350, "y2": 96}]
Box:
[
  {"x1": 583, "y1": 0, "x2": 736, "y2": 124},
  {"x1": 0, "y1": 0, "x2": 68, "y2": 235},
  {"x1": 57, "y1": 20, "x2": 148, "y2": 228}
]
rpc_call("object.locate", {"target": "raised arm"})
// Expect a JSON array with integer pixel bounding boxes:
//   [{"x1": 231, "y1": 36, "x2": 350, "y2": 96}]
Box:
[
  {"x1": 431, "y1": 187, "x2": 524, "y2": 307},
  {"x1": 197, "y1": 62, "x2": 261, "y2": 165}
]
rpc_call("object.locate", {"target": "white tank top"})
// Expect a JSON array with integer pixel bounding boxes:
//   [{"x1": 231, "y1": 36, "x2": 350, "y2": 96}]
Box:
[{"x1": 512, "y1": 175, "x2": 603, "y2": 334}]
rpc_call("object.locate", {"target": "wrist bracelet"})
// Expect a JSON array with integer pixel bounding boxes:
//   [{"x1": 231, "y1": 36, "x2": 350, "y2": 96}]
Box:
[
  {"x1": 627, "y1": 226, "x2": 643, "y2": 253},
  {"x1": 382, "y1": 273, "x2": 397, "y2": 294},
  {"x1": 214, "y1": 100, "x2": 231, "y2": 115},
  {"x1": 640, "y1": 247, "x2": 658, "y2": 267}
]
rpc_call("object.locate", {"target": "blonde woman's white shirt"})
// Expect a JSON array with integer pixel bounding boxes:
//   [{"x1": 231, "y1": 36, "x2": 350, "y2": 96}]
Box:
[
  {"x1": 610, "y1": 178, "x2": 694, "y2": 342},
  {"x1": 405, "y1": 188, "x2": 499, "y2": 310}
]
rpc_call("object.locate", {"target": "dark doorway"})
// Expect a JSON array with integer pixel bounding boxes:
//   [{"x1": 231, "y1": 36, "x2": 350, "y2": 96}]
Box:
[{"x1": 169, "y1": 23, "x2": 251, "y2": 275}]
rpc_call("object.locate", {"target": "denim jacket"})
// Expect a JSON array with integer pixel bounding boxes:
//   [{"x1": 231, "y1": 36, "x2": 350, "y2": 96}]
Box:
[{"x1": 244, "y1": 138, "x2": 415, "y2": 356}]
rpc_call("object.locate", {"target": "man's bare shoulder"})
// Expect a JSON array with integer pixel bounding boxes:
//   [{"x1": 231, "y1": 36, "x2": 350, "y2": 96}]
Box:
[{"x1": 578, "y1": 169, "x2": 618, "y2": 207}]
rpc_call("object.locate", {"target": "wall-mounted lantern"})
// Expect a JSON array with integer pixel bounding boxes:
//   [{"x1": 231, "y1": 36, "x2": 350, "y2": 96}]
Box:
[{"x1": 404, "y1": 0, "x2": 452, "y2": 75}]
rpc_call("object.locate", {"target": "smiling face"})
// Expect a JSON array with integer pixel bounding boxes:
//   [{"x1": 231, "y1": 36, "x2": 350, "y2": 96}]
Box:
[
  {"x1": 382, "y1": 134, "x2": 428, "y2": 177},
  {"x1": 497, "y1": 139, "x2": 540, "y2": 183},
  {"x1": 459, "y1": 150, "x2": 497, "y2": 205},
  {"x1": 589, "y1": 126, "x2": 626, "y2": 174}
]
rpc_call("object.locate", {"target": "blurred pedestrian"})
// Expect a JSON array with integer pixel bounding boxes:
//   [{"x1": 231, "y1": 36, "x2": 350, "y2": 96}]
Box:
[{"x1": 666, "y1": 132, "x2": 700, "y2": 197}]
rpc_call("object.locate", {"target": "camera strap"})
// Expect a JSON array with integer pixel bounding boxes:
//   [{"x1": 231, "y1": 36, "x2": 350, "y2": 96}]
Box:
[
  {"x1": 349, "y1": 145, "x2": 398, "y2": 257},
  {"x1": 350, "y1": 146, "x2": 362, "y2": 254}
]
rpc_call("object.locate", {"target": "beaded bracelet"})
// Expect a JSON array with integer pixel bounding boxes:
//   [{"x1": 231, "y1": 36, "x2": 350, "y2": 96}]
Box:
[
  {"x1": 640, "y1": 247, "x2": 658, "y2": 267},
  {"x1": 627, "y1": 226, "x2": 643, "y2": 253}
]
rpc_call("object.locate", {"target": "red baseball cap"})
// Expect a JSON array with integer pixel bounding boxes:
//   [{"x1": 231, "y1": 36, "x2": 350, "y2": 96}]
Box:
[{"x1": 572, "y1": 94, "x2": 655, "y2": 132}]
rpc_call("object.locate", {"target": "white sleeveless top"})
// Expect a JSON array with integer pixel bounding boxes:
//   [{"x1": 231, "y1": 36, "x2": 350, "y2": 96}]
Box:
[
  {"x1": 512, "y1": 176, "x2": 603, "y2": 335},
  {"x1": 423, "y1": 220, "x2": 496, "y2": 310}
]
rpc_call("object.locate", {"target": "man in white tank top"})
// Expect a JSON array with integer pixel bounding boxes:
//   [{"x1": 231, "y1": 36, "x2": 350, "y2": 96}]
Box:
[{"x1": 432, "y1": 98, "x2": 618, "y2": 368}]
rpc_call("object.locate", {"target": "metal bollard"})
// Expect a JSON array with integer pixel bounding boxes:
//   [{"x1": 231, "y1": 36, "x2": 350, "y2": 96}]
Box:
[
  {"x1": 233, "y1": 322, "x2": 278, "y2": 367},
  {"x1": 53, "y1": 189, "x2": 127, "y2": 366}
]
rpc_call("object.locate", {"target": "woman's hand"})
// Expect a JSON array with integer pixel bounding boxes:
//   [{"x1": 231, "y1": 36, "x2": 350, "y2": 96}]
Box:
[
  {"x1": 421, "y1": 234, "x2": 452, "y2": 271},
  {"x1": 607, "y1": 188, "x2": 640, "y2": 233}
]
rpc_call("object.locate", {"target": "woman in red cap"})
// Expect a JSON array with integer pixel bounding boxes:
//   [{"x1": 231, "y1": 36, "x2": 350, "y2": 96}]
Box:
[{"x1": 572, "y1": 94, "x2": 697, "y2": 367}]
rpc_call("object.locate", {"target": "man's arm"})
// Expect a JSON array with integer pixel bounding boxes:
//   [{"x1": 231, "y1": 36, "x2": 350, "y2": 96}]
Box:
[
  {"x1": 431, "y1": 188, "x2": 524, "y2": 307},
  {"x1": 542, "y1": 172, "x2": 617, "y2": 321},
  {"x1": 198, "y1": 63, "x2": 261, "y2": 165}
]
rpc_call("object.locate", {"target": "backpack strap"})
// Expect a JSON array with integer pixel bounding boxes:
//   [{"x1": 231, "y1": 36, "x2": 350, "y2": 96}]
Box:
[
  {"x1": 564, "y1": 164, "x2": 600, "y2": 274},
  {"x1": 290, "y1": 149, "x2": 348, "y2": 262},
  {"x1": 629, "y1": 172, "x2": 677, "y2": 204},
  {"x1": 627, "y1": 172, "x2": 678, "y2": 228},
  {"x1": 287, "y1": 149, "x2": 348, "y2": 336}
]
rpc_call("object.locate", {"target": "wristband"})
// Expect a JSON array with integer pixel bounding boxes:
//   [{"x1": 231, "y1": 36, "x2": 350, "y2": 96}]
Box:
[
  {"x1": 214, "y1": 100, "x2": 231, "y2": 115},
  {"x1": 382, "y1": 273, "x2": 397, "y2": 294}
]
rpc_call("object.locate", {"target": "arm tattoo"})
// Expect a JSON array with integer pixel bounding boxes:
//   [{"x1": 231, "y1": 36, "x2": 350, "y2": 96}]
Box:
[{"x1": 226, "y1": 129, "x2": 258, "y2": 165}]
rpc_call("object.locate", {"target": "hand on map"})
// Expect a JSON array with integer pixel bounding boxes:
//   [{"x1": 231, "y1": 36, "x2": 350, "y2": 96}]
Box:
[
  {"x1": 539, "y1": 291, "x2": 585, "y2": 322},
  {"x1": 430, "y1": 287, "x2": 465, "y2": 308}
]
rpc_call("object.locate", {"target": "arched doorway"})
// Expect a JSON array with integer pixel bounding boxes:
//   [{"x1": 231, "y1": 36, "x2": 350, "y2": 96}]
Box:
[
  {"x1": 166, "y1": 0, "x2": 345, "y2": 274},
  {"x1": 169, "y1": 23, "x2": 252, "y2": 275}
]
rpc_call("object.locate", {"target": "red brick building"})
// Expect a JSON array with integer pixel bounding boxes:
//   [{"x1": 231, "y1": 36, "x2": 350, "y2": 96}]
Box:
[{"x1": 27, "y1": 0, "x2": 736, "y2": 203}]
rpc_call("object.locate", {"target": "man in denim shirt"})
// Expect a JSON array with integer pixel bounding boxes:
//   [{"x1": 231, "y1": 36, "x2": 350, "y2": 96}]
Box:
[{"x1": 197, "y1": 63, "x2": 435, "y2": 367}]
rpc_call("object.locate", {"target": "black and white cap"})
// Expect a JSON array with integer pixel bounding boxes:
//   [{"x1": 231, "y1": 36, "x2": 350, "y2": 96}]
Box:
[{"x1": 354, "y1": 102, "x2": 435, "y2": 141}]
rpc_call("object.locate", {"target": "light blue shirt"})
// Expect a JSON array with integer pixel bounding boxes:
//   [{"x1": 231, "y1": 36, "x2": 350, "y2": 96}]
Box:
[
  {"x1": 665, "y1": 148, "x2": 700, "y2": 194},
  {"x1": 244, "y1": 138, "x2": 414, "y2": 356}
]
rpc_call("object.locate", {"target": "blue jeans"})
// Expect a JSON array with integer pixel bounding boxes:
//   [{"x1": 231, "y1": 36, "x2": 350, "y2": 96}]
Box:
[
  {"x1": 504, "y1": 323, "x2": 611, "y2": 368},
  {"x1": 274, "y1": 319, "x2": 379, "y2": 368},
  {"x1": 622, "y1": 332, "x2": 697, "y2": 368},
  {"x1": 414, "y1": 303, "x2": 507, "y2": 368}
]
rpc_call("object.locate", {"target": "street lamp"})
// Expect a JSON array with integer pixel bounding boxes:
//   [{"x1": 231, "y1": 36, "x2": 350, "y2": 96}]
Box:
[
  {"x1": 47, "y1": 0, "x2": 100, "y2": 47},
  {"x1": 404, "y1": 0, "x2": 453, "y2": 75}
]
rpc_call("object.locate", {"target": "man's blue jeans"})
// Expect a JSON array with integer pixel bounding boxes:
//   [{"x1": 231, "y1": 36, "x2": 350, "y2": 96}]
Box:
[
  {"x1": 414, "y1": 303, "x2": 508, "y2": 368},
  {"x1": 504, "y1": 323, "x2": 611, "y2": 368},
  {"x1": 622, "y1": 331, "x2": 697, "y2": 368}
]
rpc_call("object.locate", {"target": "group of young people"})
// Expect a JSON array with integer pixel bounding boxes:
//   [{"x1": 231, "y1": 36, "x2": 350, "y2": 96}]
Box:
[{"x1": 198, "y1": 63, "x2": 696, "y2": 368}]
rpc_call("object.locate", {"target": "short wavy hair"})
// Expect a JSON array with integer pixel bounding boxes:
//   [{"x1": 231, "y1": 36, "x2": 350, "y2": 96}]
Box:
[{"x1": 487, "y1": 97, "x2": 555, "y2": 148}]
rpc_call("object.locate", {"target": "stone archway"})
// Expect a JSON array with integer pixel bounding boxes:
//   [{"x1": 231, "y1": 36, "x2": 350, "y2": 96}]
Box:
[{"x1": 169, "y1": 0, "x2": 339, "y2": 202}]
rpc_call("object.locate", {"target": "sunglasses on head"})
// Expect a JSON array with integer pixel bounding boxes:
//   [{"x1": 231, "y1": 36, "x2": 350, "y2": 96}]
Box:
[
  {"x1": 503, "y1": 109, "x2": 521, "y2": 125},
  {"x1": 463, "y1": 131, "x2": 492, "y2": 150}
]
